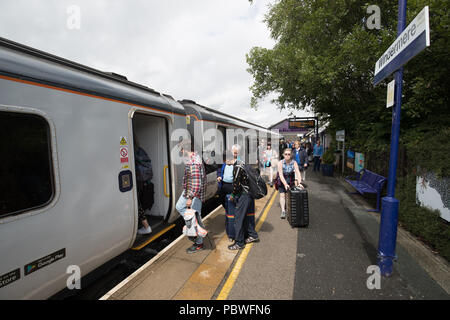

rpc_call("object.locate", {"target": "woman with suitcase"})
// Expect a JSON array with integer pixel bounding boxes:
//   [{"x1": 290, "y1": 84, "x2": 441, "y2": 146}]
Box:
[{"x1": 276, "y1": 148, "x2": 303, "y2": 219}]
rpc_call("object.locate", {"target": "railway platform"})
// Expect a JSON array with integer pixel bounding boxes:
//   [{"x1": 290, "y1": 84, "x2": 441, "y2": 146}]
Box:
[{"x1": 101, "y1": 171, "x2": 449, "y2": 301}]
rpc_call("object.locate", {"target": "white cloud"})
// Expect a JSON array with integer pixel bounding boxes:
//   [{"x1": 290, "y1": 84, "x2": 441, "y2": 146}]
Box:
[{"x1": 0, "y1": 0, "x2": 313, "y2": 127}]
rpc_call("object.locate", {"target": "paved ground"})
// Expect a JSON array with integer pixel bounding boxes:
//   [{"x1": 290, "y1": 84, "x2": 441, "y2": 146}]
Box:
[
  {"x1": 102, "y1": 190, "x2": 275, "y2": 300},
  {"x1": 104, "y1": 168, "x2": 449, "y2": 301},
  {"x1": 226, "y1": 169, "x2": 449, "y2": 300}
]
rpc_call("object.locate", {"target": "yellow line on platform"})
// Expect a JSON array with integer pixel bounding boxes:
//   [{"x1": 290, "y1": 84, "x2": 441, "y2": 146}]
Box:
[{"x1": 216, "y1": 190, "x2": 278, "y2": 300}]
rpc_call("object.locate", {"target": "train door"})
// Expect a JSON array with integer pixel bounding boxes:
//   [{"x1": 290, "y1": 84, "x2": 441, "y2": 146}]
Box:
[
  {"x1": 201, "y1": 121, "x2": 219, "y2": 200},
  {"x1": 218, "y1": 125, "x2": 227, "y2": 161},
  {"x1": 185, "y1": 109, "x2": 218, "y2": 201},
  {"x1": 132, "y1": 113, "x2": 171, "y2": 233}
]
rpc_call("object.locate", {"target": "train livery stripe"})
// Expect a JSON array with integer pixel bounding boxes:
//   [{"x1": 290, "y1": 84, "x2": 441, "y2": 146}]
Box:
[
  {"x1": 0, "y1": 74, "x2": 182, "y2": 117},
  {"x1": 185, "y1": 114, "x2": 200, "y2": 121},
  {"x1": 0, "y1": 74, "x2": 267, "y2": 131}
]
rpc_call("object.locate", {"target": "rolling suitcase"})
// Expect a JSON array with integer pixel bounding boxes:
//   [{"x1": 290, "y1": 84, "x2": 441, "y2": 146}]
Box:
[{"x1": 286, "y1": 187, "x2": 309, "y2": 227}]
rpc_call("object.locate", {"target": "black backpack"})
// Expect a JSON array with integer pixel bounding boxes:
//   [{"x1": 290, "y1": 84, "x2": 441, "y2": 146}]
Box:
[
  {"x1": 135, "y1": 147, "x2": 153, "y2": 182},
  {"x1": 237, "y1": 163, "x2": 267, "y2": 199}
]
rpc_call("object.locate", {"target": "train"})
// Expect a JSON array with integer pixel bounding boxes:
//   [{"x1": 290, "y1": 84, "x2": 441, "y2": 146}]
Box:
[{"x1": 0, "y1": 37, "x2": 279, "y2": 299}]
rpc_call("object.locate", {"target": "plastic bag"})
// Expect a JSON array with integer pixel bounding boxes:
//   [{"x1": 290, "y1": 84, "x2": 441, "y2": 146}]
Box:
[{"x1": 182, "y1": 209, "x2": 208, "y2": 238}]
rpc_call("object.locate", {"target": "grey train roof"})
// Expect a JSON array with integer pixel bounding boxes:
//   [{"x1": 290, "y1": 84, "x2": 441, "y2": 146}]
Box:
[
  {"x1": 0, "y1": 37, "x2": 273, "y2": 133},
  {"x1": 0, "y1": 37, "x2": 183, "y2": 115},
  {"x1": 179, "y1": 99, "x2": 272, "y2": 133}
]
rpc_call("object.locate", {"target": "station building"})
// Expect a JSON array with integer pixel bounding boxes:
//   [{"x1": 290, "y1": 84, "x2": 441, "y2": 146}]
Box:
[{"x1": 268, "y1": 117, "x2": 332, "y2": 150}]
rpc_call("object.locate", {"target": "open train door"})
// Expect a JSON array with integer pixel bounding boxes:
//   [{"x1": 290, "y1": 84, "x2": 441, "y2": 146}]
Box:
[{"x1": 131, "y1": 112, "x2": 172, "y2": 243}]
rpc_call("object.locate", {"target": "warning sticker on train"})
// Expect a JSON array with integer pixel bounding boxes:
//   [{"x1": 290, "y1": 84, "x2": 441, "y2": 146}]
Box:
[
  {"x1": 120, "y1": 147, "x2": 129, "y2": 163},
  {"x1": 120, "y1": 136, "x2": 128, "y2": 146}
]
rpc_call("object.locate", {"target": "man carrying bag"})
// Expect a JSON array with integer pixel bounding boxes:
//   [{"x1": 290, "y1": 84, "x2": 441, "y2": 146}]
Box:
[
  {"x1": 175, "y1": 138, "x2": 208, "y2": 254},
  {"x1": 228, "y1": 145, "x2": 261, "y2": 250}
]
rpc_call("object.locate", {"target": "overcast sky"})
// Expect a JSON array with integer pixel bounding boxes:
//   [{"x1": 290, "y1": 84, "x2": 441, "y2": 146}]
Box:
[{"x1": 0, "y1": 0, "x2": 313, "y2": 127}]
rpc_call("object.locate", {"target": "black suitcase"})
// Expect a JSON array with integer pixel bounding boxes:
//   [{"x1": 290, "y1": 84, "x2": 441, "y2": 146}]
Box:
[{"x1": 286, "y1": 187, "x2": 309, "y2": 227}]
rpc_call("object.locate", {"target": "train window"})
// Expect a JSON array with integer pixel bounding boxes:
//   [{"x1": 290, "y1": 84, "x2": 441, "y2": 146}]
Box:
[
  {"x1": 218, "y1": 126, "x2": 226, "y2": 154},
  {"x1": 0, "y1": 111, "x2": 54, "y2": 218},
  {"x1": 204, "y1": 162, "x2": 217, "y2": 175},
  {"x1": 203, "y1": 151, "x2": 218, "y2": 175}
]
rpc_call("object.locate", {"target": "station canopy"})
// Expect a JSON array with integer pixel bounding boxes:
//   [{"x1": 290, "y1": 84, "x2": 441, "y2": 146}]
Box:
[{"x1": 269, "y1": 117, "x2": 317, "y2": 140}]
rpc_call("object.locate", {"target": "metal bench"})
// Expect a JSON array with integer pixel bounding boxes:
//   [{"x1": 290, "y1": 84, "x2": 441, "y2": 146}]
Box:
[{"x1": 345, "y1": 169, "x2": 387, "y2": 212}]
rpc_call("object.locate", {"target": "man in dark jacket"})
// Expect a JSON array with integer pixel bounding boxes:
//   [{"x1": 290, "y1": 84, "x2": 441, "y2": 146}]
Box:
[
  {"x1": 293, "y1": 141, "x2": 308, "y2": 181},
  {"x1": 228, "y1": 145, "x2": 260, "y2": 250}
]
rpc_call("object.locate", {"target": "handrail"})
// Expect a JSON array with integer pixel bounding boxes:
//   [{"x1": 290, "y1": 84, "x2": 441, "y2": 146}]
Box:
[{"x1": 163, "y1": 165, "x2": 170, "y2": 198}]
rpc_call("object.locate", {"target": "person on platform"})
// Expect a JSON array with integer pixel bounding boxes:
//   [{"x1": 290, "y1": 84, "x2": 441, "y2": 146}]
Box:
[
  {"x1": 228, "y1": 144, "x2": 259, "y2": 250},
  {"x1": 313, "y1": 140, "x2": 324, "y2": 172},
  {"x1": 263, "y1": 143, "x2": 277, "y2": 187},
  {"x1": 175, "y1": 138, "x2": 208, "y2": 254},
  {"x1": 293, "y1": 141, "x2": 308, "y2": 181},
  {"x1": 277, "y1": 148, "x2": 303, "y2": 219},
  {"x1": 217, "y1": 151, "x2": 237, "y2": 241},
  {"x1": 306, "y1": 142, "x2": 313, "y2": 165},
  {"x1": 134, "y1": 137, "x2": 154, "y2": 235}
]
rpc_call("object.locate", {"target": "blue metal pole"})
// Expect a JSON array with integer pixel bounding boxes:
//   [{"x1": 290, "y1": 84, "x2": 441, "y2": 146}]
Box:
[{"x1": 377, "y1": 0, "x2": 407, "y2": 277}]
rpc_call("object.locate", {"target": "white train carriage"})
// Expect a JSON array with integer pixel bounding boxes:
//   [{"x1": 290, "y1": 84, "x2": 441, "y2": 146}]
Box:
[{"x1": 0, "y1": 37, "x2": 278, "y2": 299}]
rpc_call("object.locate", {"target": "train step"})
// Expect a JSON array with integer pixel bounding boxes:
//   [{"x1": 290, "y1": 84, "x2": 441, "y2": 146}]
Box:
[{"x1": 132, "y1": 223, "x2": 176, "y2": 251}]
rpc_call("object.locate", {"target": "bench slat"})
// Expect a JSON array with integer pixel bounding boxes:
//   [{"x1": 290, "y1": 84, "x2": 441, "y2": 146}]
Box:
[
  {"x1": 346, "y1": 180, "x2": 377, "y2": 194},
  {"x1": 345, "y1": 169, "x2": 387, "y2": 212}
]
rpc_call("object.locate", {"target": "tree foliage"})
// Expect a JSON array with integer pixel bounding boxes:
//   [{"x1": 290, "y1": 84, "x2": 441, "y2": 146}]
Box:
[{"x1": 247, "y1": 0, "x2": 449, "y2": 175}]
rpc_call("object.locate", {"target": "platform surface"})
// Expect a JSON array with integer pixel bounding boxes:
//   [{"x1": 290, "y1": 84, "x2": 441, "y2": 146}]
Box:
[
  {"x1": 101, "y1": 188, "x2": 276, "y2": 300},
  {"x1": 102, "y1": 170, "x2": 449, "y2": 300},
  {"x1": 222, "y1": 171, "x2": 449, "y2": 300}
]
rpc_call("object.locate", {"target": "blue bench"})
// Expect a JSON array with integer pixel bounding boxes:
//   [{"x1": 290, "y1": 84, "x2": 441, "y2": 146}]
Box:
[{"x1": 345, "y1": 169, "x2": 387, "y2": 212}]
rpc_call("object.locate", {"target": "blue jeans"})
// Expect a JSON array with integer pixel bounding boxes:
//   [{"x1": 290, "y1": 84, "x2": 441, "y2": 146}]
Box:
[
  {"x1": 176, "y1": 193, "x2": 204, "y2": 245},
  {"x1": 313, "y1": 156, "x2": 321, "y2": 172}
]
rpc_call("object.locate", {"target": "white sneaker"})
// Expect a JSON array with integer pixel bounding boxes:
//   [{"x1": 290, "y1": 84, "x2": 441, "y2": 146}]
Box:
[{"x1": 137, "y1": 226, "x2": 152, "y2": 235}]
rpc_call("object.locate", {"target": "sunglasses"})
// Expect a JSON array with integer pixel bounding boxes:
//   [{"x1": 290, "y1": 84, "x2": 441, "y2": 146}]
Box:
[{"x1": 284, "y1": 153, "x2": 291, "y2": 156}]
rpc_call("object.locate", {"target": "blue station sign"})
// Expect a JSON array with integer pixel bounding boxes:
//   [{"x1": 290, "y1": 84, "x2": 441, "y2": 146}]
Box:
[{"x1": 373, "y1": 6, "x2": 430, "y2": 85}]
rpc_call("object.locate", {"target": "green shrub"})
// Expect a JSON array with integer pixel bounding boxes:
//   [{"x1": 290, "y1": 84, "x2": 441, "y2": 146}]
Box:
[
  {"x1": 397, "y1": 175, "x2": 450, "y2": 262},
  {"x1": 322, "y1": 149, "x2": 335, "y2": 165}
]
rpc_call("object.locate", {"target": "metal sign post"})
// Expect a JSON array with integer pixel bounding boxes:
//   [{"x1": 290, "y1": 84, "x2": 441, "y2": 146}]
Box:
[
  {"x1": 342, "y1": 140, "x2": 345, "y2": 174},
  {"x1": 336, "y1": 130, "x2": 345, "y2": 174},
  {"x1": 376, "y1": 1, "x2": 430, "y2": 277},
  {"x1": 376, "y1": 0, "x2": 407, "y2": 278}
]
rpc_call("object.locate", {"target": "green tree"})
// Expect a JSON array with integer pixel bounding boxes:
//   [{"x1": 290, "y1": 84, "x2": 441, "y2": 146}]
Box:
[
  {"x1": 246, "y1": 0, "x2": 450, "y2": 261},
  {"x1": 247, "y1": 0, "x2": 449, "y2": 175}
]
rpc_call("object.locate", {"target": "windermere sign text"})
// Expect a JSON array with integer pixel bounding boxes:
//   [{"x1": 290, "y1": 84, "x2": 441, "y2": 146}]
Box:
[{"x1": 373, "y1": 6, "x2": 430, "y2": 85}]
